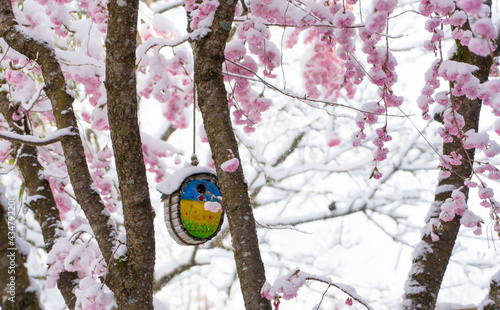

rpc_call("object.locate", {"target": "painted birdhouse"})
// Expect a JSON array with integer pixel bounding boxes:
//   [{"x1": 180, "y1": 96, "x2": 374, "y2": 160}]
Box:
[{"x1": 156, "y1": 166, "x2": 224, "y2": 246}]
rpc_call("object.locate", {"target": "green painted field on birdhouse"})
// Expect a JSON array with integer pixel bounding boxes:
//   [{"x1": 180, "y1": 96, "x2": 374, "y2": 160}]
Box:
[{"x1": 180, "y1": 200, "x2": 222, "y2": 238}]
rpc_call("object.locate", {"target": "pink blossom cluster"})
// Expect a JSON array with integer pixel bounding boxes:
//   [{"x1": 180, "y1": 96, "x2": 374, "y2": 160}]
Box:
[
  {"x1": 439, "y1": 61, "x2": 480, "y2": 99},
  {"x1": 66, "y1": 72, "x2": 109, "y2": 131},
  {"x1": 351, "y1": 101, "x2": 384, "y2": 148},
  {"x1": 435, "y1": 178, "x2": 500, "y2": 239},
  {"x1": 221, "y1": 149, "x2": 240, "y2": 172},
  {"x1": 79, "y1": 0, "x2": 108, "y2": 33},
  {"x1": 184, "y1": 0, "x2": 219, "y2": 30},
  {"x1": 224, "y1": 37, "x2": 273, "y2": 133},
  {"x1": 250, "y1": 0, "x2": 309, "y2": 25},
  {"x1": 326, "y1": 130, "x2": 341, "y2": 147},
  {"x1": 332, "y1": 8, "x2": 364, "y2": 98},
  {"x1": 88, "y1": 147, "x2": 119, "y2": 213},
  {"x1": 261, "y1": 268, "x2": 364, "y2": 308},
  {"x1": 68, "y1": 74, "x2": 104, "y2": 108},
  {"x1": 74, "y1": 275, "x2": 113, "y2": 310},
  {"x1": 137, "y1": 48, "x2": 193, "y2": 130},
  {"x1": 141, "y1": 132, "x2": 180, "y2": 183},
  {"x1": 342, "y1": 0, "x2": 401, "y2": 179},
  {"x1": 261, "y1": 268, "x2": 308, "y2": 308},
  {"x1": 421, "y1": 0, "x2": 497, "y2": 57},
  {"x1": 479, "y1": 79, "x2": 500, "y2": 116},
  {"x1": 0, "y1": 49, "x2": 43, "y2": 109},
  {"x1": 463, "y1": 129, "x2": 500, "y2": 158},
  {"x1": 418, "y1": 60, "x2": 479, "y2": 141},
  {"x1": 359, "y1": 0, "x2": 403, "y2": 113},
  {"x1": 360, "y1": 23, "x2": 403, "y2": 108},
  {"x1": 30, "y1": 0, "x2": 72, "y2": 37},
  {"x1": 302, "y1": 29, "x2": 346, "y2": 101},
  {"x1": 47, "y1": 238, "x2": 112, "y2": 310},
  {"x1": 462, "y1": 169, "x2": 500, "y2": 238},
  {"x1": 475, "y1": 183, "x2": 500, "y2": 237},
  {"x1": 439, "y1": 187, "x2": 490, "y2": 236},
  {"x1": 37, "y1": 145, "x2": 76, "y2": 218},
  {"x1": 417, "y1": 60, "x2": 441, "y2": 120},
  {"x1": 438, "y1": 151, "x2": 462, "y2": 179},
  {"x1": 439, "y1": 188, "x2": 469, "y2": 222},
  {"x1": 236, "y1": 20, "x2": 281, "y2": 75}
]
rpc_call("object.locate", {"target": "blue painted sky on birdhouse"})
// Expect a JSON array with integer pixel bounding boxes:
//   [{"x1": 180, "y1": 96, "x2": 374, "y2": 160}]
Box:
[{"x1": 181, "y1": 180, "x2": 221, "y2": 202}]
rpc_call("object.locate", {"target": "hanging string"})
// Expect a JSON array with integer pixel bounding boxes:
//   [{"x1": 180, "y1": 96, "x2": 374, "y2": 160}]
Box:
[{"x1": 191, "y1": 83, "x2": 199, "y2": 167}]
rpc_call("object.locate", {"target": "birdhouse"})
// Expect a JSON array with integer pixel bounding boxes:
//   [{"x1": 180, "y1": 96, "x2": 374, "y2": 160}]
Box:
[{"x1": 156, "y1": 166, "x2": 224, "y2": 246}]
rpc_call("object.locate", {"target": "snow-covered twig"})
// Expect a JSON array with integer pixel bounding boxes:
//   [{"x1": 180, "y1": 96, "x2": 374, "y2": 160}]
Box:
[
  {"x1": 261, "y1": 268, "x2": 374, "y2": 310},
  {"x1": 0, "y1": 127, "x2": 76, "y2": 146},
  {"x1": 306, "y1": 275, "x2": 374, "y2": 310}
]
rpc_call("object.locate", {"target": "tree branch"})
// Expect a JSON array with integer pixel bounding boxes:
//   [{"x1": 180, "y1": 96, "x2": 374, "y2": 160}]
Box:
[
  {"x1": 153, "y1": 247, "x2": 199, "y2": 293},
  {"x1": 0, "y1": 128, "x2": 76, "y2": 146},
  {"x1": 305, "y1": 275, "x2": 374, "y2": 310}
]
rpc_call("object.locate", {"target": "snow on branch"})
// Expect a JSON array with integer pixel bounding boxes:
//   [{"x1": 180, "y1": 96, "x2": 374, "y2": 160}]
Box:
[
  {"x1": 136, "y1": 28, "x2": 211, "y2": 64},
  {"x1": 0, "y1": 127, "x2": 76, "y2": 146},
  {"x1": 261, "y1": 268, "x2": 374, "y2": 310}
]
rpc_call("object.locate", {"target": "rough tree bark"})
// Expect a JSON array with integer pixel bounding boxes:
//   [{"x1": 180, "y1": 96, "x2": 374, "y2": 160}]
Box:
[
  {"x1": 192, "y1": 2, "x2": 272, "y2": 309},
  {"x1": 482, "y1": 270, "x2": 500, "y2": 309},
  {"x1": 0, "y1": 92, "x2": 78, "y2": 309},
  {"x1": 401, "y1": 23, "x2": 493, "y2": 310},
  {"x1": 105, "y1": 0, "x2": 156, "y2": 308}
]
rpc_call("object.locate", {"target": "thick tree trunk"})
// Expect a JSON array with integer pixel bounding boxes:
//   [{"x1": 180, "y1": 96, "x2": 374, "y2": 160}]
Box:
[
  {"x1": 192, "y1": 3, "x2": 271, "y2": 310},
  {"x1": 105, "y1": 1, "x2": 155, "y2": 308},
  {"x1": 401, "y1": 37, "x2": 492, "y2": 310}
]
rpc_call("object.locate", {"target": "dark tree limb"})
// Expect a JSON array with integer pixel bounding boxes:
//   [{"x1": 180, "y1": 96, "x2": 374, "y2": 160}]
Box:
[
  {"x1": 192, "y1": 2, "x2": 271, "y2": 309},
  {"x1": 0, "y1": 93, "x2": 78, "y2": 309},
  {"x1": 0, "y1": 0, "x2": 118, "y2": 264},
  {"x1": 105, "y1": 0, "x2": 155, "y2": 308},
  {"x1": 401, "y1": 33, "x2": 493, "y2": 310}
]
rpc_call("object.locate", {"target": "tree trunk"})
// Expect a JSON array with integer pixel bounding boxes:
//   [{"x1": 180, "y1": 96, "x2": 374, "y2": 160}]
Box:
[
  {"x1": 401, "y1": 34, "x2": 493, "y2": 310},
  {"x1": 105, "y1": 0, "x2": 155, "y2": 308},
  {"x1": 192, "y1": 3, "x2": 272, "y2": 310}
]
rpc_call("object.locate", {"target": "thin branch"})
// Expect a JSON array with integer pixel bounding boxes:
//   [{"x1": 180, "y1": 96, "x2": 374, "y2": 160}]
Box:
[
  {"x1": 153, "y1": 247, "x2": 200, "y2": 293},
  {"x1": 305, "y1": 276, "x2": 374, "y2": 310},
  {"x1": 224, "y1": 59, "x2": 406, "y2": 117},
  {"x1": 151, "y1": 0, "x2": 183, "y2": 13}
]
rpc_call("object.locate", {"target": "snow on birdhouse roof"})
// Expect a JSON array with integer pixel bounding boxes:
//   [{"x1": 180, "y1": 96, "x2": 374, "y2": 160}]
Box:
[{"x1": 156, "y1": 166, "x2": 217, "y2": 195}]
